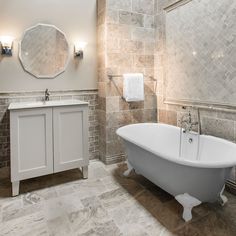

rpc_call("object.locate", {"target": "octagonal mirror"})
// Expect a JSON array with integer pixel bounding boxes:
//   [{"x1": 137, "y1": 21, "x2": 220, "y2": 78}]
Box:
[{"x1": 19, "y1": 23, "x2": 69, "y2": 79}]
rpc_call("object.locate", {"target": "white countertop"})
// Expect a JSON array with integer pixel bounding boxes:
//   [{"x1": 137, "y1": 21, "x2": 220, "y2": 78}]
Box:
[{"x1": 8, "y1": 99, "x2": 89, "y2": 110}]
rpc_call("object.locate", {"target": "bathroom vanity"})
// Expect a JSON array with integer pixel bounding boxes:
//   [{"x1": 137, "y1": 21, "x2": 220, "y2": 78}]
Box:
[{"x1": 8, "y1": 100, "x2": 89, "y2": 196}]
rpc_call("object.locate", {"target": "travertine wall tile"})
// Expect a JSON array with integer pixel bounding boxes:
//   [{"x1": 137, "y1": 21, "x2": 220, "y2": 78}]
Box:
[
  {"x1": 106, "y1": 9, "x2": 119, "y2": 23},
  {"x1": 106, "y1": 97, "x2": 120, "y2": 112},
  {"x1": 158, "y1": 109, "x2": 177, "y2": 126},
  {"x1": 201, "y1": 117, "x2": 234, "y2": 142},
  {"x1": 144, "y1": 15, "x2": 156, "y2": 28},
  {"x1": 119, "y1": 11, "x2": 144, "y2": 27},
  {"x1": 97, "y1": 0, "x2": 106, "y2": 13},
  {"x1": 133, "y1": 55, "x2": 154, "y2": 68},
  {"x1": 144, "y1": 42, "x2": 155, "y2": 54},
  {"x1": 106, "y1": 126, "x2": 120, "y2": 141},
  {"x1": 144, "y1": 94, "x2": 157, "y2": 109},
  {"x1": 97, "y1": 53, "x2": 105, "y2": 69},
  {"x1": 106, "y1": 81, "x2": 123, "y2": 97},
  {"x1": 119, "y1": 40, "x2": 144, "y2": 53},
  {"x1": 107, "y1": 38, "x2": 120, "y2": 53},
  {"x1": 143, "y1": 109, "x2": 157, "y2": 122},
  {"x1": 132, "y1": 28, "x2": 155, "y2": 42},
  {"x1": 107, "y1": 53, "x2": 133, "y2": 68},
  {"x1": 97, "y1": 0, "x2": 157, "y2": 163},
  {"x1": 107, "y1": 0, "x2": 132, "y2": 11},
  {"x1": 98, "y1": 83, "x2": 106, "y2": 97},
  {"x1": 132, "y1": 0, "x2": 155, "y2": 14},
  {"x1": 106, "y1": 140, "x2": 124, "y2": 156},
  {"x1": 144, "y1": 81, "x2": 156, "y2": 94},
  {"x1": 106, "y1": 112, "x2": 119, "y2": 128},
  {"x1": 107, "y1": 24, "x2": 132, "y2": 40},
  {"x1": 97, "y1": 10, "x2": 106, "y2": 26}
]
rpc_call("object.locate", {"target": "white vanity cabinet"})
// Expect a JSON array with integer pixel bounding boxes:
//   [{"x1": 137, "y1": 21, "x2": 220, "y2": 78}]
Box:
[{"x1": 8, "y1": 100, "x2": 89, "y2": 196}]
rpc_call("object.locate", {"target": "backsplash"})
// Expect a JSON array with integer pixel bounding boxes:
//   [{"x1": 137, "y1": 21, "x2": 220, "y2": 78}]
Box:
[
  {"x1": 97, "y1": 0, "x2": 157, "y2": 164},
  {"x1": 0, "y1": 90, "x2": 99, "y2": 168}
]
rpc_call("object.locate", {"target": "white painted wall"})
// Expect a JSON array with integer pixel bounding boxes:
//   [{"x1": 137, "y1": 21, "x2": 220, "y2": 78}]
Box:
[{"x1": 0, "y1": 0, "x2": 97, "y2": 92}]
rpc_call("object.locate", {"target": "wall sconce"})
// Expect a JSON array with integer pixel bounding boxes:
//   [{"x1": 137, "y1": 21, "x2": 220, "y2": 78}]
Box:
[
  {"x1": 74, "y1": 42, "x2": 87, "y2": 59},
  {"x1": 0, "y1": 36, "x2": 14, "y2": 56}
]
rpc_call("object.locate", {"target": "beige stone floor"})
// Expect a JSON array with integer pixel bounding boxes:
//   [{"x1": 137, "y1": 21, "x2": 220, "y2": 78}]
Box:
[{"x1": 0, "y1": 160, "x2": 236, "y2": 236}]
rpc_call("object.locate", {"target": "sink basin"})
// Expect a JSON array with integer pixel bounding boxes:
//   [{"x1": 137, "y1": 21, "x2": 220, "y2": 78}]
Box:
[{"x1": 8, "y1": 99, "x2": 88, "y2": 110}]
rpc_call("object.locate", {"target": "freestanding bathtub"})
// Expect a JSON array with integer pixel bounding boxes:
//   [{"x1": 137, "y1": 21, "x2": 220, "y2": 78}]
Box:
[{"x1": 116, "y1": 123, "x2": 236, "y2": 221}]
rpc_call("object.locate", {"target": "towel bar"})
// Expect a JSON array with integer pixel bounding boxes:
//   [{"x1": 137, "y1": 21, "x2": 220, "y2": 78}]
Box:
[
  {"x1": 107, "y1": 74, "x2": 157, "y2": 101},
  {"x1": 108, "y1": 74, "x2": 157, "y2": 81}
]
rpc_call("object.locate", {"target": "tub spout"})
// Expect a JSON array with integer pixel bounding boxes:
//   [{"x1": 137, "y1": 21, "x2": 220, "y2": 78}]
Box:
[{"x1": 175, "y1": 193, "x2": 201, "y2": 222}]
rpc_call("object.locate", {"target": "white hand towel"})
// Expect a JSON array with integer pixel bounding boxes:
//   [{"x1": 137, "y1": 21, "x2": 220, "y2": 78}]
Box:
[{"x1": 123, "y1": 73, "x2": 144, "y2": 102}]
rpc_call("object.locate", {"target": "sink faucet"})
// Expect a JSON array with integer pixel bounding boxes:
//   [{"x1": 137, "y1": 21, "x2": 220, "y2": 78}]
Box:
[{"x1": 44, "y1": 89, "x2": 50, "y2": 101}]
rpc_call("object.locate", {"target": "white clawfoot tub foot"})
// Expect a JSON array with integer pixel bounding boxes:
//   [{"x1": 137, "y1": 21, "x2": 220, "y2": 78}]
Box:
[
  {"x1": 123, "y1": 161, "x2": 134, "y2": 177},
  {"x1": 219, "y1": 185, "x2": 228, "y2": 206},
  {"x1": 135, "y1": 169, "x2": 141, "y2": 175},
  {"x1": 175, "y1": 193, "x2": 201, "y2": 222}
]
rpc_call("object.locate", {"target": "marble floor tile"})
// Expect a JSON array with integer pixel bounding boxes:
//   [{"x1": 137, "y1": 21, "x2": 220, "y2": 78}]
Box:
[
  {"x1": 67, "y1": 194, "x2": 121, "y2": 235},
  {"x1": 43, "y1": 193, "x2": 84, "y2": 220},
  {"x1": 47, "y1": 216, "x2": 72, "y2": 236},
  {"x1": 98, "y1": 188, "x2": 134, "y2": 211},
  {"x1": 55, "y1": 184, "x2": 75, "y2": 196},
  {"x1": 72, "y1": 179, "x2": 108, "y2": 199},
  {"x1": 176, "y1": 212, "x2": 234, "y2": 236},
  {"x1": 0, "y1": 160, "x2": 236, "y2": 235},
  {"x1": 100, "y1": 175, "x2": 121, "y2": 191},
  {"x1": 68, "y1": 207, "x2": 96, "y2": 234},
  {"x1": 91, "y1": 220, "x2": 122, "y2": 236},
  {"x1": 68, "y1": 207, "x2": 115, "y2": 235},
  {"x1": 1, "y1": 197, "x2": 23, "y2": 213},
  {"x1": 88, "y1": 162, "x2": 110, "y2": 180},
  {"x1": 80, "y1": 196, "x2": 112, "y2": 224},
  {"x1": 108, "y1": 167, "x2": 146, "y2": 197},
  {"x1": 0, "y1": 211, "x2": 49, "y2": 236},
  {"x1": 109, "y1": 198, "x2": 165, "y2": 236},
  {"x1": 2, "y1": 201, "x2": 42, "y2": 222},
  {"x1": 23, "y1": 187, "x2": 58, "y2": 206}
]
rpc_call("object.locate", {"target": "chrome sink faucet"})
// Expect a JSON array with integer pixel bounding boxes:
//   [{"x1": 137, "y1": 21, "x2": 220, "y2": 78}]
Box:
[{"x1": 44, "y1": 89, "x2": 50, "y2": 101}]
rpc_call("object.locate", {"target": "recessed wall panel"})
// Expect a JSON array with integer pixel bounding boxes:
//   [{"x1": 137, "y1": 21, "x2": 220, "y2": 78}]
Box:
[{"x1": 164, "y1": 0, "x2": 236, "y2": 107}]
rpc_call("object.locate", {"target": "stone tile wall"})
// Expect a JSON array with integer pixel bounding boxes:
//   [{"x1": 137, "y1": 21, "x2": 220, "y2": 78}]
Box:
[
  {"x1": 0, "y1": 90, "x2": 99, "y2": 168},
  {"x1": 155, "y1": 0, "x2": 236, "y2": 185},
  {"x1": 97, "y1": 0, "x2": 157, "y2": 164}
]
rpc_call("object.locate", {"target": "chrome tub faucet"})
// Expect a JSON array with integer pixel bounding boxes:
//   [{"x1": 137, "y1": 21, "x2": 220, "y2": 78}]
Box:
[{"x1": 180, "y1": 110, "x2": 200, "y2": 133}]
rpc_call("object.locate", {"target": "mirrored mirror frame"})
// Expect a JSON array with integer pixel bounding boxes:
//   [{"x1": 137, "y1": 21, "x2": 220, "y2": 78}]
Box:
[{"x1": 19, "y1": 23, "x2": 69, "y2": 79}]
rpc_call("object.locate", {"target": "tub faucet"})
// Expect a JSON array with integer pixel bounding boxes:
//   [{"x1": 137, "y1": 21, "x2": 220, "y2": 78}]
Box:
[
  {"x1": 180, "y1": 111, "x2": 199, "y2": 133},
  {"x1": 44, "y1": 89, "x2": 50, "y2": 101}
]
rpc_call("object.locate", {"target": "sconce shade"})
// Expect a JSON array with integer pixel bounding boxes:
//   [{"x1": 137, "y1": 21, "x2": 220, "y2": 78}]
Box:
[{"x1": 0, "y1": 36, "x2": 14, "y2": 56}]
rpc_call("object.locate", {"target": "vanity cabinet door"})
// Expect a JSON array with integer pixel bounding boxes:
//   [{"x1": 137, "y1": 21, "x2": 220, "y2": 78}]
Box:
[
  {"x1": 53, "y1": 105, "x2": 89, "y2": 173},
  {"x1": 10, "y1": 108, "x2": 54, "y2": 182}
]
